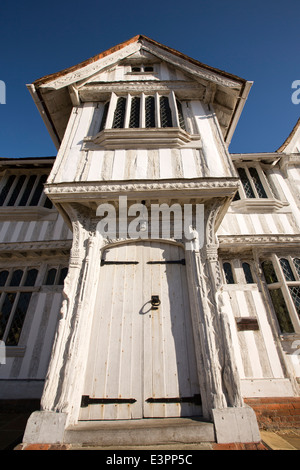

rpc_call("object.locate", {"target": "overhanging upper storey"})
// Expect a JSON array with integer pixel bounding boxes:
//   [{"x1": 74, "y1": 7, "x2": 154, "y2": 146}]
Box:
[{"x1": 27, "y1": 35, "x2": 252, "y2": 149}]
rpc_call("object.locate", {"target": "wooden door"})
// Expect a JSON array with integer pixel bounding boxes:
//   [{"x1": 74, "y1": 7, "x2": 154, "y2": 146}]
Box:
[{"x1": 79, "y1": 241, "x2": 202, "y2": 420}]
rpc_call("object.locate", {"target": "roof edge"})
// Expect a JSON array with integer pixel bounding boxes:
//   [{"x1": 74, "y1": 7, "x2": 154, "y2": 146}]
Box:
[
  {"x1": 276, "y1": 117, "x2": 300, "y2": 152},
  {"x1": 32, "y1": 34, "x2": 248, "y2": 89}
]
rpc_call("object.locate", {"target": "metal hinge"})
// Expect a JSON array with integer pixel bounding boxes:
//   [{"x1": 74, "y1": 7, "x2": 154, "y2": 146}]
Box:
[
  {"x1": 147, "y1": 259, "x2": 186, "y2": 265},
  {"x1": 101, "y1": 260, "x2": 139, "y2": 266},
  {"x1": 146, "y1": 394, "x2": 201, "y2": 405},
  {"x1": 81, "y1": 395, "x2": 137, "y2": 407}
]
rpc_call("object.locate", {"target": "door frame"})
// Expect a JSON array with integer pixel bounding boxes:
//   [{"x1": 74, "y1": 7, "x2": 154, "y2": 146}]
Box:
[{"x1": 79, "y1": 238, "x2": 204, "y2": 420}]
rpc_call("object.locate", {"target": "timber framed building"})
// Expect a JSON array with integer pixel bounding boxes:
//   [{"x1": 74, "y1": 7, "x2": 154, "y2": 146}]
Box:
[{"x1": 0, "y1": 36, "x2": 299, "y2": 445}]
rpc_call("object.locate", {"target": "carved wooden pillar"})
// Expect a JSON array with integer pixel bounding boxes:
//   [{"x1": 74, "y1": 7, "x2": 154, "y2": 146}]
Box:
[
  {"x1": 185, "y1": 200, "x2": 243, "y2": 419},
  {"x1": 40, "y1": 204, "x2": 105, "y2": 425}
]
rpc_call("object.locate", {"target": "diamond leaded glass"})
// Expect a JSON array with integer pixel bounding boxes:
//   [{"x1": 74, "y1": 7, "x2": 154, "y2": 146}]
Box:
[
  {"x1": 112, "y1": 97, "x2": 126, "y2": 129},
  {"x1": 160, "y1": 96, "x2": 172, "y2": 128},
  {"x1": 145, "y1": 96, "x2": 155, "y2": 128},
  {"x1": 237, "y1": 168, "x2": 255, "y2": 198},
  {"x1": 129, "y1": 97, "x2": 140, "y2": 128},
  {"x1": 289, "y1": 286, "x2": 300, "y2": 320},
  {"x1": 6, "y1": 292, "x2": 32, "y2": 346},
  {"x1": 280, "y1": 258, "x2": 295, "y2": 281},
  {"x1": 293, "y1": 258, "x2": 300, "y2": 279},
  {"x1": 176, "y1": 99, "x2": 186, "y2": 130},
  {"x1": 248, "y1": 167, "x2": 268, "y2": 198}
]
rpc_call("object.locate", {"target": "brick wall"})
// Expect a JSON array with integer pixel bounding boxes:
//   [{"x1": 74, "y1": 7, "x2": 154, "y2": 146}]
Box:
[{"x1": 245, "y1": 397, "x2": 300, "y2": 430}]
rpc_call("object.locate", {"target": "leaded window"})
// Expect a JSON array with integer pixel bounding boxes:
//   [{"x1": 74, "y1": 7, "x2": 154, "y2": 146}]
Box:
[
  {"x1": 261, "y1": 256, "x2": 300, "y2": 333},
  {"x1": 0, "y1": 173, "x2": 52, "y2": 208},
  {"x1": 0, "y1": 267, "x2": 38, "y2": 346},
  {"x1": 223, "y1": 259, "x2": 256, "y2": 285},
  {"x1": 99, "y1": 93, "x2": 187, "y2": 132},
  {"x1": 234, "y1": 164, "x2": 274, "y2": 201},
  {"x1": 223, "y1": 262, "x2": 235, "y2": 284}
]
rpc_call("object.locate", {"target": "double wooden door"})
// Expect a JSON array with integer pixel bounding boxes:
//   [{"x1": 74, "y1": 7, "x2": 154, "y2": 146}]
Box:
[{"x1": 80, "y1": 241, "x2": 202, "y2": 420}]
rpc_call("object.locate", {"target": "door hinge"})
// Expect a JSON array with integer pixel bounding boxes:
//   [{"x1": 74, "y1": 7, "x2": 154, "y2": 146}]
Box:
[
  {"x1": 146, "y1": 394, "x2": 201, "y2": 405},
  {"x1": 101, "y1": 260, "x2": 139, "y2": 266},
  {"x1": 81, "y1": 395, "x2": 137, "y2": 407},
  {"x1": 147, "y1": 259, "x2": 186, "y2": 265}
]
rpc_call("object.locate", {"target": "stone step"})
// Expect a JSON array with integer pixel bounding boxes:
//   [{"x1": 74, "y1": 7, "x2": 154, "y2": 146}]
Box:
[{"x1": 64, "y1": 417, "x2": 216, "y2": 447}]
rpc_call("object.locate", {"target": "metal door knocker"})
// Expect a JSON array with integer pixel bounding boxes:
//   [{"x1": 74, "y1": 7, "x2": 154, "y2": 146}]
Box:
[{"x1": 151, "y1": 295, "x2": 161, "y2": 310}]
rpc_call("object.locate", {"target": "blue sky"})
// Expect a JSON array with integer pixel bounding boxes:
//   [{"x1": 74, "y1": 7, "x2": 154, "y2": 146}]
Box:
[{"x1": 0, "y1": 0, "x2": 299, "y2": 158}]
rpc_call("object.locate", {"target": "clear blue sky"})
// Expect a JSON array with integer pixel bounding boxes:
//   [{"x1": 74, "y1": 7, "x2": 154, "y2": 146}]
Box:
[{"x1": 0, "y1": 0, "x2": 299, "y2": 158}]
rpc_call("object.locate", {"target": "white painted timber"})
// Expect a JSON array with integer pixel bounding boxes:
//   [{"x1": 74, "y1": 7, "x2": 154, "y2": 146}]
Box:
[{"x1": 80, "y1": 241, "x2": 202, "y2": 420}]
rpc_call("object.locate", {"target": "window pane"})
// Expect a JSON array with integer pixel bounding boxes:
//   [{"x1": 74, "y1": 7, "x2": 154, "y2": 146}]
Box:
[
  {"x1": 0, "y1": 293, "x2": 16, "y2": 339},
  {"x1": 9, "y1": 270, "x2": 23, "y2": 287},
  {"x1": 24, "y1": 269, "x2": 38, "y2": 287},
  {"x1": 269, "y1": 289, "x2": 294, "y2": 333},
  {"x1": 289, "y1": 286, "x2": 300, "y2": 320},
  {"x1": 0, "y1": 175, "x2": 16, "y2": 206},
  {"x1": 293, "y1": 258, "x2": 300, "y2": 279},
  {"x1": 280, "y1": 258, "x2": 295, "y2": 282},
  {"x1": 19, "y1": 175, "x2": 37, "y2": 206},
  {"x1": 99, "y1": 101, "x2": 109, "y2": 132},
  {"x1": 6, "y1": 292, "x2": 32, "y2": 346},
  {"x1": 7, "y1": 175, "x2": 26, "y2": 206},
  {"x1": 58, "y1": 267, "x2": 68, "y2": 285},
  {"x1": 45, "y1": 268, "x2": 57, "y2": 286},
  {"x1": 145, "y1": 96, "x2": 155, "y2": 128},
  {"x1": 112, "y1": 97, "x2": 126, "y2": 128},
  {"x1": 43, "y1": 197, "x2": 53, "y2": 209},
  {"x1": 129, "y1": 97, "x2": 140, "y2": 128},
  {"x1": 29, "y1": 174, "x2": 47, "y2": 206},
  {"x1": 242, "y1": 262, "x2": 254, "y2": 283},
  {"x1": 237, "y1": 168, "x2": 255, "y2": 198},
  {"x1": 249, "y1": 168, "x2": 267, "y2": 198},
  {"x1": 0, "y1": 271, "x2": 9, "y2": 287},
  {"x1": 176, "y1": 100, "x2": 186, "y2": 130},
  {"x1": 160, "y1": 96, "x2": 172, "y2": 127},
  {"x1": 262, "y1": 260, "x2": 278, "y2": 284},
  {"x1": 223, "y1": 262, "x2": 235, "y2": 284}
]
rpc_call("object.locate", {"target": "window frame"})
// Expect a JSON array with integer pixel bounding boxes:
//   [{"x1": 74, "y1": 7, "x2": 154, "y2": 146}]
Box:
[
  {"x1": 234, "y1": 163, "x2": 275, "y2": 200},
  {"x1": 261, "y1": 254, "x2": 300, "y2": 334},
  {"x1": 0, "y1": 266, "x2": 40, "y2": 346},
  {"x1": 0, "y1": 170, "x2": 53, "y2": 209},
  {"x1": 232, "y1": 162, "x2": 289, "y2": 211},
  {"x1": 86, "y1": 91, "x2": 199, "y2": 149},
  {"x1": 222, "y1": 259, "x2": 256, "y2": 286}
]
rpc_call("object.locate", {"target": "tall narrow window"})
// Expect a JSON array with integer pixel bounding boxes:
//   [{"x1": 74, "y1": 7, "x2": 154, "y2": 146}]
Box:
[
  {"x1": 129, "y1": 97, "x2": 140, "y2": 128},
  {"x1": 242, "y1": 262, "x2": 254, "y2": 284},
  {"x1": 0, "y1": 175, "x2": 16, "y2": 206},
  {"x1": 112, "y1": 97, "x2": 126, "y2": 129},
  {"x1": 223, "y1": 262, "x2": 235, "y2": 284},
  {"x1": 248, "y1": 168, "x2": 267, "y2": 198},
  {"x1": 145, "y1": 96, "x2": 155, "y2": 128},
  {"x1": 160, "y1": 96, "x2": 172, "y2": 127},
  {"x1": 237, "y1": 168, "x2": 255, "y2": 198},
  {"x1": 0, "y1": 267, "x2": 38, "y2": 346},
  {"x1": 261, "y1": 257, "x2": 300, "y2": 333},
  {"x1": 99, "y1": 101, "x2": 109, "y2": 131},
  {"x1": 176, "y1": 99, "x2": 186, "y2": 130}
]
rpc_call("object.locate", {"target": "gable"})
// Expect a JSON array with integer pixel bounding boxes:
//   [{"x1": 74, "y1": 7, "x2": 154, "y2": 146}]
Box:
[{"x1": 27, "y1": 35, "x2": 252, "y2": 149}]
